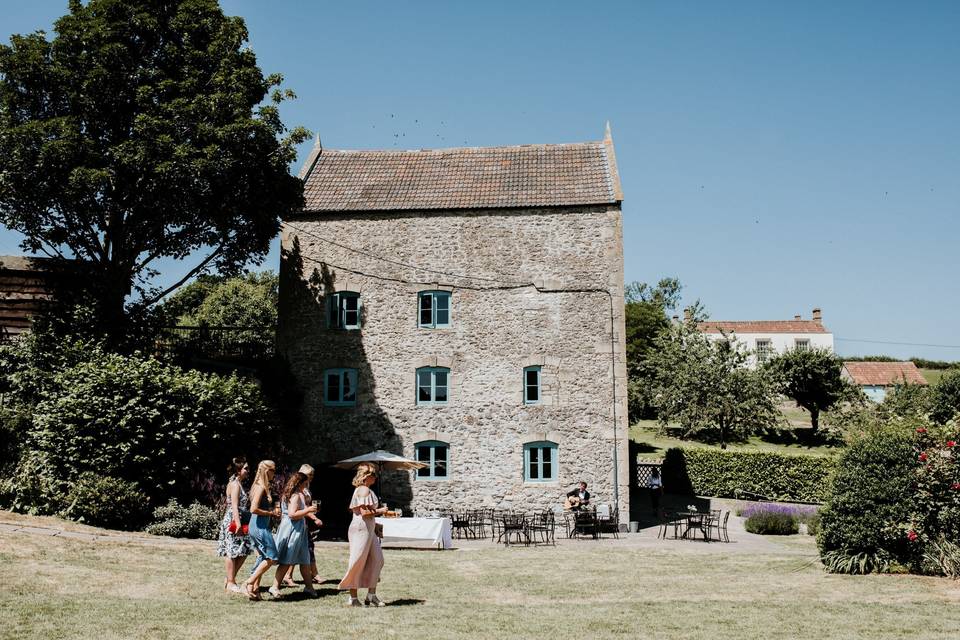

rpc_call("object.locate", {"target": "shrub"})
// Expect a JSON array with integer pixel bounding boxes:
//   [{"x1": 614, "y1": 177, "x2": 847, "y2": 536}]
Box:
[
  {"x1": 878, "y1": 383, "x2": 934, "y2": 421},
  {"x1": 817, "y1": 425, "x2": 916, "y2": 572},
  {"x1": 29, "y1": 350, "x2": 277, "y2": 506},
  {"x1": 61, "y1": 473, "x2": 150, "y2": 530},
  {"x1": 0, "y1": 449, "x2": 65, "y2": 514},
  {"x1": 930, "y1": 371, "x2": 960, "y2": 425},
  {"x1": 744, "y1": 510, "x2": 799, "y2": 535},
  {"x1": 922, "y1": 536, "x2": 960, "y2": 579},
  {"x1": 145, "y1": 500, "x2": 221, "y2": 540},
  {"x1": 804, "y1": 512, "x2": 821, "y2": 536},
  {"x1": 821, "y1": 549, "x2": 895, "y2": 575},
  {"x1": 662, "y1": 447, "x2": 836, "y2": 503}
]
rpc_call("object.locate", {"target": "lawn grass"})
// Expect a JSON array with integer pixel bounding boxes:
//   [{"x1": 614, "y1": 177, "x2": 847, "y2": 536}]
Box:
[
  {"x1": 631, "y1": 421, "x2": 839, "y2": 458},
  {"x1": 2, "y1": 514, "x2": 958, "y2": 639},
  {"x1": 919, "y1": 368, "x2": 951, "y2": 385}
]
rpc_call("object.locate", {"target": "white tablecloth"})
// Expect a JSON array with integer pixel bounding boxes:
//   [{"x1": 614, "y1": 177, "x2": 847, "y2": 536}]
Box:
[{"x1": 374, "y1": 516, "x2": 453, "y2": 549}]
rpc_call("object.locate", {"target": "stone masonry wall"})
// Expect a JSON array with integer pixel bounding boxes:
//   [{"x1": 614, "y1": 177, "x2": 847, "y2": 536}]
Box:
[{"x1": 278, "y1": 205, "x2": 630, "y2": 522}]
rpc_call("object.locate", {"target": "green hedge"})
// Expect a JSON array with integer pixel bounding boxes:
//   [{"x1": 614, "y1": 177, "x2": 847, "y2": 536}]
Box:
[{"x1": 661, "y1": 447, "x2": 836, "y2": 503}]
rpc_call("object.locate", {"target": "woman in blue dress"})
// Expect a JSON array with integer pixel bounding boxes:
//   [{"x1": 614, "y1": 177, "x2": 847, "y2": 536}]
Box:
[
  {"x1": 244, "y1": 460, "x2": 280, "y2": 600},
  {"x1": 271, "y1": 471, "x2": 318, "y2": 597}
]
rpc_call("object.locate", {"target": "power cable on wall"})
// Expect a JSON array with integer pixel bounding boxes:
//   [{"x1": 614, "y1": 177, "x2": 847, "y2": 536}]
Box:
[{"x1": 285, "y1": 225, "x2": 625, "y2": 511}]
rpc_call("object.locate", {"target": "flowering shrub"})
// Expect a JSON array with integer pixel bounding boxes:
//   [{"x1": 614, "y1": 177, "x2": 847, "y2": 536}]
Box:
[
  {"x1": 818, "y1": 418, "x2": 960, "y2": 576},
  {"x1": 907, "y1": 421, "x2": 960, "y2": 574},
  {"x1": 739, "y1": 502, "x2": 818, "y2": 536}
]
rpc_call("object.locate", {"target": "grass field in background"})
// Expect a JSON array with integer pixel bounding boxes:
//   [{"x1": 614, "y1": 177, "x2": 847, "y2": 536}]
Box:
[
  {"x1": 920, "y1": 368, "x2": 950, "y2": 385},
  {"x1": 630, "y1": 422, "x2": 839, "y2": 458}
]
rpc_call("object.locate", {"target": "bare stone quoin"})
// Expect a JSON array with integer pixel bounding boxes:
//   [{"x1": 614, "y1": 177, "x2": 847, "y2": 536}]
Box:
[{"x1": 278, "y1": 127, "x2": 629, "y2": 523}]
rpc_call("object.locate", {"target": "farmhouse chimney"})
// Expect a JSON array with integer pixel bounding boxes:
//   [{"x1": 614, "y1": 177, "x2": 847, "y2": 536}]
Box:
[
  {"x1": 812, "y1": 308, "x2": 822, "y2": 322},
  {"x1": 683, "y1": 308, "x2": 693, "y2": 323},
  {"x1": 794, "y1": 315, "x2": 801, "y2": 321}
]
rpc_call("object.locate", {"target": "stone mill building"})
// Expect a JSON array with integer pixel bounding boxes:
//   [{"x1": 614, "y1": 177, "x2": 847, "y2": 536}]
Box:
[{"x1": 278, "y1": 126, "x2": 629, "y2": 523}]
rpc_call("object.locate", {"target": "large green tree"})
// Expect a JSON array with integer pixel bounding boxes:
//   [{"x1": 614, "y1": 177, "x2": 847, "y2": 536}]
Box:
[
  {"x1": 0, "y1": 0, "x2": 309, "y2": 340},
  {"x1": 764, "y1": 348, "x2": 856, "y2": 434},
  {"x1": 624, "y1": 278, "x2": 682, "y2": 421},
  {"x1": 649, "y1": 319, "x2": 781, "y2": 448}
]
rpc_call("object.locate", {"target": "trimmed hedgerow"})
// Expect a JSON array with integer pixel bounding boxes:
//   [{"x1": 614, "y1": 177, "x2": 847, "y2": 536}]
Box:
[{"x1": 662, "y1": 447, "x2": 836, "y2": 503}]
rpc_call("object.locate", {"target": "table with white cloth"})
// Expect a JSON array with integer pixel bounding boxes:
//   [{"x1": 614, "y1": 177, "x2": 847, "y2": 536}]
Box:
[{"x1": 374, "y1": 516, "x2": 453, "y2": 550}]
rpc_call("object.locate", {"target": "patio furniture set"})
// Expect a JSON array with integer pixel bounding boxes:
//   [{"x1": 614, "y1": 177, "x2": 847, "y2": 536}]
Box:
[
  {"x1": 658, "y1": 508, "x2": 730, "y2": 542},
  {"x1": 414, "y1": 504, "x2": 621, "y2": 546}
]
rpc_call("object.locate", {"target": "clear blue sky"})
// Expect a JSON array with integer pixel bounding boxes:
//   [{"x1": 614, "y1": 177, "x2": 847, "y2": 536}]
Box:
[{"x1": 3, "y1": 1, "x2": 959, "y2": 360}]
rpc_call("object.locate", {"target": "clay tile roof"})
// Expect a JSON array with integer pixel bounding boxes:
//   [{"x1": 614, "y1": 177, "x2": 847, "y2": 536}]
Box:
[
  {"x1": 299, "y1": 140, "x2": 621, "y2": 212},
  {"x1": 698, "y1": 320, "x2": 830, "y2": 334},
  {"x1": 843, "y1": 362, "x2": 928, "y2": 386}
]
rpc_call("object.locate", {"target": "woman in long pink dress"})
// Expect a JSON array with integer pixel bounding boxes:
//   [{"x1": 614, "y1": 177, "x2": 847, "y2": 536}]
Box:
[{"x1": 338, "y1": 462, "x2": 387, "y2": 607}]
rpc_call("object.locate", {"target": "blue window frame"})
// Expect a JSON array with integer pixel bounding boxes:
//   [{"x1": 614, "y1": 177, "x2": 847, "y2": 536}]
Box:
[
  {"x1": 327, "y1": 292, "x2": 361, "y2": 329},
  {"x1": 524, "y1": 441, "x2": 558, "y2": 482},
  {"x1": 415, "y1": 441, "x2": 449, "y2": 479},
  {"x1": 416, "y1": 367, "x2": 449, "y2": 405},
  {"x1": 324, "y1": 368, "x2": 358, "y2": 406},
  {"x1": 418, "y1": 291, "x2": 451, "y2": 328},
  {"x1": 524, "y1": 366, "x2": 541, "y2": 404}
]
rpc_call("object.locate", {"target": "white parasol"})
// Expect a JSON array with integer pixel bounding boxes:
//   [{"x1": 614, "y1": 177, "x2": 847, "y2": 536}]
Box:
[{"x1": 334, "y1": 449, "x2": 427, "y2": 498}]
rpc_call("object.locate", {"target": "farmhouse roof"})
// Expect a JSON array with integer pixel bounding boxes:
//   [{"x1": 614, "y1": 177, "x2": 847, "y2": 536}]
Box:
[
  {"x1": 297, "y1": 128, "x2": 623, "y2": 213},
  {"x1": 698, "y1": 320, "x2": 830, "y2": 334},
  {"x1": 842, "y1": 361, "x2": 928, "y2": 387}
]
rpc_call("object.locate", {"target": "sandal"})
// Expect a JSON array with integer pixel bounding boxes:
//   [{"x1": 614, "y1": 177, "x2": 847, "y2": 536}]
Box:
[{"x1": 244, "y1": 582, "x2": 261, "y2": 601}]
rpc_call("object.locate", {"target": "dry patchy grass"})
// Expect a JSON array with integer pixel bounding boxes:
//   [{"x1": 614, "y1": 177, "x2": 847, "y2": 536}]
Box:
[{"x1": 2, "y1": 517, "x2": 959, "y2": 639}]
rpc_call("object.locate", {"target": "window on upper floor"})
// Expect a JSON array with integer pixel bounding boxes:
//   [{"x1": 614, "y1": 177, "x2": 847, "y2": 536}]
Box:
[
  {"x1": 416, "y1": 367, "x2": 449, "y2": 405},
  {"x1": 327, "y1": 292, "x2": 361, "y2": 330},
  {"x1": 755, "y1": 339, "x2": 773, "y2": 363},
  {"x1": 324, "y1": 368, "x2": 358, "y2": 406},
  {"x1": 524, "y1": 366, "x2": 541, "y2": 405},
  {"x1": 794, "y1": 339, "x2": 810, "y2": 351},
  {"x1": 524, "y1": 441, "x2": 558, "y2": 482},
  {"x1": 415, "y1": 440, "x2": 449, "y2": 479},
  {"x1": 418, "y1": 291, "x2": 451, "y2": 328}
]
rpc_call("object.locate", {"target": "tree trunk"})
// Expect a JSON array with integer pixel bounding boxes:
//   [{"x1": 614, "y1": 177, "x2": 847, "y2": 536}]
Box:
[{"x1": 810, "y1": 408, "x2": 820, "y2": 434}]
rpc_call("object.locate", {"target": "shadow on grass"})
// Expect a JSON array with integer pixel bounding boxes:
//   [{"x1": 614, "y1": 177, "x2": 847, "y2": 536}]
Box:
[
  {"x1": 269, "y1": 588, "x2": 341, "y2": 601},
  {"x1": 388, "y1": 598, "x2": 426, "y2": 606}
]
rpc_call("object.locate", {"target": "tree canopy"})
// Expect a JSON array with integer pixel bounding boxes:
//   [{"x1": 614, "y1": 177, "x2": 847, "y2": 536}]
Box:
[
  {"x1": 764, "y1": 348, "x2": 856, "y2": 433},
  {"x1": 649, "y1": 319, "x2": 781, "y2": 448},
  {"x1": 0, "y1": 0, "x2": 309, "y2": 340}
]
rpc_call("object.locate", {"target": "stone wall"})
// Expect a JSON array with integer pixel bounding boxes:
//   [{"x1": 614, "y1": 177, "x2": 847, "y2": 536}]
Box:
[{"x1": 278, "y1": 204, "x2": 629, "y2": 521}]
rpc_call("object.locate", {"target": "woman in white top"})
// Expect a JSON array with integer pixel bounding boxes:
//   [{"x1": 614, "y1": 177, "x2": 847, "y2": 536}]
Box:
[{"x1": 337, "y1": 462, "x2": 387, "y2": 607}]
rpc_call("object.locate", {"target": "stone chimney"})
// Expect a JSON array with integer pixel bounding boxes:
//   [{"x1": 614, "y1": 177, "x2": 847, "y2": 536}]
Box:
[
  {"x1": 812, "y1": 308, "x2": 822, "y2": 322},
  {"x1": 794, "y1": 315, "x2": 801, "y2": 321},
  {"x1": 672, "y1": 315, "x2": 680, "y2": 324},
  {"x1": 683, "y1": 308, "x2": 693, "y2": 323}
]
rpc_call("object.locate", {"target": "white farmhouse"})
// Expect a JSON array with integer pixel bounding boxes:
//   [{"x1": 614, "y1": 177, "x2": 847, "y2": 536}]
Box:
[{"x1": 697, "y1": 308, "x2": 834, "y2": 368}]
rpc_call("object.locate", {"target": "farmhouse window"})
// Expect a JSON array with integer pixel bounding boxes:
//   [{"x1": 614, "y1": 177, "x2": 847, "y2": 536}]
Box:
[
  {"x1": 524, "y1": 441, "x2": 558, "y2": 482},
  {"x1": 418, "y1": 291, "x2": 451, "y2": 328},
  {"x1": 524, "y1": 366, "x2": 541, "y2": 404},
  {"x1": 327, "y1": 292, "x2": 361, "y2": 329},
  {"x1": 324, "y1": 368, "x2": 358, "y2": 406},
  {"x1": 416, "y1": 367, "x2": 449, "y2": 405},
  {"x1": 415, "y1": 440, "x2": 449, "y2": 479}
]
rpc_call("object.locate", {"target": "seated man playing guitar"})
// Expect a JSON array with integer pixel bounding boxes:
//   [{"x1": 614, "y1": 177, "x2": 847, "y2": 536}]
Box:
[{"x1": 563, "y1": 481, "x2": 590, "y2": 511}]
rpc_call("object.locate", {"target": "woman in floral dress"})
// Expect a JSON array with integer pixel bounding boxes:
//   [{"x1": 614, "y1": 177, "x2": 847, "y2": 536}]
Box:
[{"x1": 217, "y1": 456, "x2": 253, "y2": 594}]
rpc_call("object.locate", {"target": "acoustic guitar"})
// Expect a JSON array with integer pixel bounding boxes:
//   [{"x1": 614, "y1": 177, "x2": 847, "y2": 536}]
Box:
[{"x1": 563, "y1": 494, "x2": 582, "y2": 510}]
